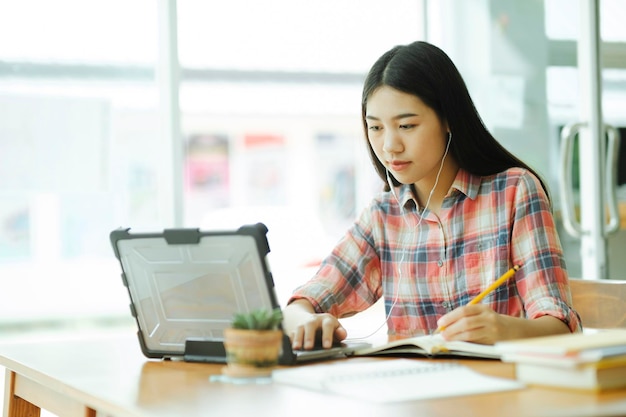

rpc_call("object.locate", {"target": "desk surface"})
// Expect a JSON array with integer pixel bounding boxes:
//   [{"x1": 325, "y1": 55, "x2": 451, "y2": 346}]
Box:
[{"x1": 1, "y1": 332, "x2": 626, "y2": 417}]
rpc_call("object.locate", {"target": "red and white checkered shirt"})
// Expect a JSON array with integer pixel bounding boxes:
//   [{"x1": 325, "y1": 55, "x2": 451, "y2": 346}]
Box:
[{"x1": 290, "y1": 167, "x2": 581, "y2": 337}]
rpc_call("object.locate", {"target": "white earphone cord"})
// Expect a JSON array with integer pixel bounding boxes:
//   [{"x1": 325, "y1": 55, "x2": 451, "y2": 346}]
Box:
[{"x1": 348, "y1": 132, "x2": 452, "y2": 340}]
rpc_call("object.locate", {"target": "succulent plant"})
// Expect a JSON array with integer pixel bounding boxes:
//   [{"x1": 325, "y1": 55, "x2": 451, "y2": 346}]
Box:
[{"x1": 231, "y1": 308, "x2": 283, "y2": 330}]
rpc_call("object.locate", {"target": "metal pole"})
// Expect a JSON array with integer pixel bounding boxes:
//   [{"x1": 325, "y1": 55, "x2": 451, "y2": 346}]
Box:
[
  {"x1": 157, "y1": 0, "x2": 184, "y2": 227},
  {"x1": 578, "y1": 0, "x2": 607, "y2": 279}
]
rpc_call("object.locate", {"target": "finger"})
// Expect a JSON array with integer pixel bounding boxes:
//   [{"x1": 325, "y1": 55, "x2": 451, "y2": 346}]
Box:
[
  {"x1": 334, "y1": 325, "x2": 348, "y2": 343},
  {"x1": 436, "y1": 309, "x2": 461, "y2": 331},
  {"x1": 441, "y1": 308, "x2": 492, "y2": 342},
  {"x1": 320, "y1": 317, "x2": 339, "y2": 348},
  {"x1": 291, "y1": 326, "x2": 306, "y2": 350},
  {"x1": 302, "y1": 320, "x2": 322, "y2": 350},
  {"x1": 437, "y1": 310, "x2": 470, "y2": 339},
  {"x1": 437, "y1": 304, "x2": 484, "y2": 329}
]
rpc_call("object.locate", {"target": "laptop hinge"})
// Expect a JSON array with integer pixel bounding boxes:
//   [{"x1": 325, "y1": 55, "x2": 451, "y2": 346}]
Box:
[{"x1": 183, "y1": 338, "x2": 226, "y2": 363}]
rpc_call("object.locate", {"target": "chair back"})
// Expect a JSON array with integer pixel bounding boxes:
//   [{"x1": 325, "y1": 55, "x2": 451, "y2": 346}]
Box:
[{"x1": 569, "y1": 279, "x2": 626, "y2": 329}]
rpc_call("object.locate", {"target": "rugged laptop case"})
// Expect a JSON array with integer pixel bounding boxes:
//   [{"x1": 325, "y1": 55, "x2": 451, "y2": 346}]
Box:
[{"x1": 110, "y1": 223, "x2": 281, "y2": 362}]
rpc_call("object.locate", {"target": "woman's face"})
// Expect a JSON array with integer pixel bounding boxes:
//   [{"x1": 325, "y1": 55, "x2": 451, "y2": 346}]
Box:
[{"x1": 365, "y1": 86, "x2": 449, "y2": 187}]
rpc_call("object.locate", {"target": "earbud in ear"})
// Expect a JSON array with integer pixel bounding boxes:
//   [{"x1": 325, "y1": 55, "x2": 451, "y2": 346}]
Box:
[{"x1": 386, "y1": 170, "x2": 398, "y2": 201}]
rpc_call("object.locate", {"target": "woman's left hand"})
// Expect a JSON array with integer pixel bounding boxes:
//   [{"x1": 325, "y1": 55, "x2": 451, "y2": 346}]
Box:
[
  {"x1": 436, "y1": 305, "x2": 571, "y2": 344},
  {"x1": 435, "y1": 304, "x2": 509, "y2": 344}
]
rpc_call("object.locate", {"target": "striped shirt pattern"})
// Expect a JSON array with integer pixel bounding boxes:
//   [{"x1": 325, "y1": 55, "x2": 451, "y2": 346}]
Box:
[{"x1": 290, "y1": 168, "x2": 581, "y2": 336}]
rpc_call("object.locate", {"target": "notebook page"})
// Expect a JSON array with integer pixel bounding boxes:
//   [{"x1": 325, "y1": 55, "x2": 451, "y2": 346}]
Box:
[{"x1": 273, "y1": 359, "x2": 524, "y2": 403}]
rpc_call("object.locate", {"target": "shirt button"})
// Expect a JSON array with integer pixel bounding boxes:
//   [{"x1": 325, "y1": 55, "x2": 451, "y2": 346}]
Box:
[
  {"x1": 441, "y1": 301, "x2": 453, "y2": 310},
  {"x1": 437, "y1": 259, "x2": 443, "y2": 267}
]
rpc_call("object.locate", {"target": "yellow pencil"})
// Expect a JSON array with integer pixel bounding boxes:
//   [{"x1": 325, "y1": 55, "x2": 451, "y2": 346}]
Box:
[{"x1": 433, "y1": 264, "x2": 522, "y2": 334}]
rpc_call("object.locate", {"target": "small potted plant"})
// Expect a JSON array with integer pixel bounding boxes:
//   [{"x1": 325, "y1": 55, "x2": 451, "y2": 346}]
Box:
[{"x1": 222, "y1": 307, "x2": 284, "y2": 378}]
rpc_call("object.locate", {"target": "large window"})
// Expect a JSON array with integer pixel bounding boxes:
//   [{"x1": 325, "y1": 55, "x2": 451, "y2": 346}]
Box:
[
  {"x1": 0, "y1": 0, "x2": 423, "y2": 329},
  {"x1": 5, "y1": 0, "x2": 623, "y2": 331}
]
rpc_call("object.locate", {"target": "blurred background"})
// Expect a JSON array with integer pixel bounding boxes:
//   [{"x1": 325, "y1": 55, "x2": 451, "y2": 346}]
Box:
[{"x1": 0, "y1": 0, "x2": 625, "y2": 337}]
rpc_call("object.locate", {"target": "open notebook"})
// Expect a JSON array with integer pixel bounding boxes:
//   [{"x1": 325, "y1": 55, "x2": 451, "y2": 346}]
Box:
[
  {"x1": 110, "y1": 223, "x2": 363, "y2": 365},
  {"x1": 352, "y1": 333, "x2": 500, "y2": 359}
]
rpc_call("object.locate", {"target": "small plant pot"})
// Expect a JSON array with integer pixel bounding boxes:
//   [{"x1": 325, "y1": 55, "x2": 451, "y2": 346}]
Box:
[{"x1": 222, "y1": 328, "x2": 283, "y2": 378}]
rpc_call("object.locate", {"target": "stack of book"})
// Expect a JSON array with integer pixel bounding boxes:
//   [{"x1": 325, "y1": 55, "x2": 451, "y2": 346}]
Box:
[{"x1": 495, "y1": 330, "x2": 626, "y2": 391}]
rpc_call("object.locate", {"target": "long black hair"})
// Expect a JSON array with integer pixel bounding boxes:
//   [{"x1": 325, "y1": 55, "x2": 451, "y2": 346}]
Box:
[{"x1": 361, "y1": 41, "x2": 549, "y2": 197}]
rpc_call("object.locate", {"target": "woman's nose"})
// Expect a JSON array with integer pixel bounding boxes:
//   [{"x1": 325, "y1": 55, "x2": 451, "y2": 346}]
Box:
[{"x1": 382, "y1": 130, "x2": 403, "y2": 153}]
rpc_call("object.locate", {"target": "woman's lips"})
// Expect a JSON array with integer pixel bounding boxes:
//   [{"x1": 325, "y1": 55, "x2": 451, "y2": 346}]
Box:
[{"x1": 389, "y1": 160, "x2": 411, "y2": 171}]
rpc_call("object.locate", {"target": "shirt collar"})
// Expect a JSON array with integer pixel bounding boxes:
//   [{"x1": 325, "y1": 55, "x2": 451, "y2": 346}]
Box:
[
  {"x1": 393, "y1": 168, "x2": 482, "y2": 209},
  {"x1": 451, "y1": 168, "x2": 481, "y2": 200}
]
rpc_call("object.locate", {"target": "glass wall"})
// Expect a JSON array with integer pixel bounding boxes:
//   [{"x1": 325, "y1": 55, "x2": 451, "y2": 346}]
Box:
[
  {"x1": 543, "y1": 0, "x2": 626, "y2": 279},
  {"x1": 3, "y1": 0, "x2": 624, "y2": 331},
  {"x1": 428, "y1": 0, "x2": 626, "y2": 279},
  {"x1": 0, "y1": 0, "x2": 162, "y2": 328},
  {"x1": 0, "y1": 0, "x2": 423, "y2": 329}
]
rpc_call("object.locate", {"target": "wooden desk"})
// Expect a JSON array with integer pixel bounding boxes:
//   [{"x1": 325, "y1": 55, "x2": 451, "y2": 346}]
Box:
[{"x1": 1, "y1": 333, "x2": 626, "y2": 417}]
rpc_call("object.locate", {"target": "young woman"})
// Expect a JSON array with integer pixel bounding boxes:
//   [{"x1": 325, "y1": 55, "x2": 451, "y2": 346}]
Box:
[{"x1": 283, "y1": 41, "x2": 581, "y2": 351}]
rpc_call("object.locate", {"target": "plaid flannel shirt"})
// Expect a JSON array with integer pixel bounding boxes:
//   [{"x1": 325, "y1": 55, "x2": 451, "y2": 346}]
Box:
[{"x1": 290, "y1": 168, "x2": 581, "y2": 336}]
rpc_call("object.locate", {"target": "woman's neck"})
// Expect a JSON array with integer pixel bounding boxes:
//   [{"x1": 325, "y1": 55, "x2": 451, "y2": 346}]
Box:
[{"x1": 412, "y1": 159, "x2": 459, "y2": 215}]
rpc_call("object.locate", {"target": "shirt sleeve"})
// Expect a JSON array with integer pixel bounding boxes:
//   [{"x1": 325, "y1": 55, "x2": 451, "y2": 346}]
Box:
[
  {"x1": 287, "y1": 202, "x2": 383, "y2": 318},
  {"x1": 511, "y1": 172, "x2": 582, "y2": 332}
]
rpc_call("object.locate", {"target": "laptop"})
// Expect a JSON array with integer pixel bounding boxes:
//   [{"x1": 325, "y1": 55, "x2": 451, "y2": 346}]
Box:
[{"x1": 109, "y1": 222, "x2": 363, "y2": 365}]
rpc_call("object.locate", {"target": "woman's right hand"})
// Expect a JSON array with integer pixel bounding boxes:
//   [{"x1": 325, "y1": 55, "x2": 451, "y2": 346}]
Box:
[{"x1": 283, "y1": 299, "x2": 347, "y2": 350}]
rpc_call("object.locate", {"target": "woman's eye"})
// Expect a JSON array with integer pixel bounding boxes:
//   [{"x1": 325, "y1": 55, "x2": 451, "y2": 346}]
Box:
[
  {"x1": 368, "y1": 125, "x2": 381, "y2": 131},
  {"x1": 399, "y1": 124, "x2": 415, "y2": 129}
]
